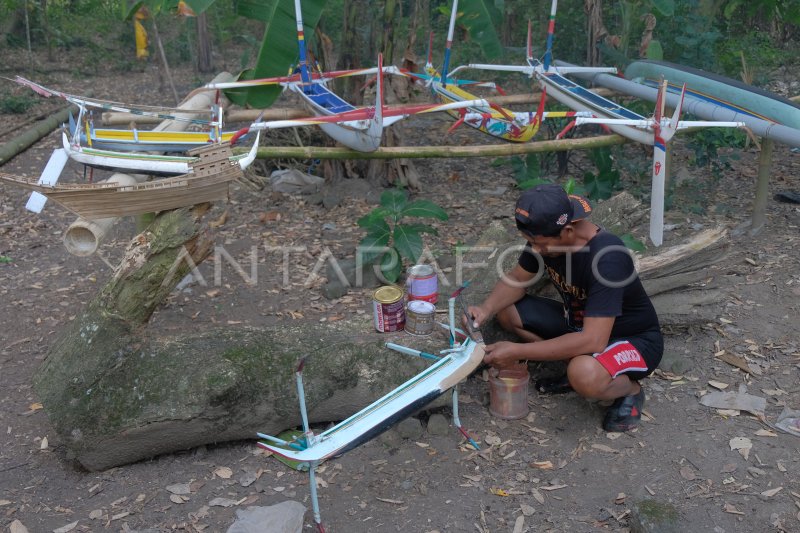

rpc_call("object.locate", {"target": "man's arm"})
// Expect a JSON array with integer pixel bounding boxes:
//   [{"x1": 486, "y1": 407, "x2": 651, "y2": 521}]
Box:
[
  {"x1": 483, "y1": 316, "x2": 615, "y2": 366},
  {"x1": 469, "y1": 264, "x2": 536, "y2": 328}
]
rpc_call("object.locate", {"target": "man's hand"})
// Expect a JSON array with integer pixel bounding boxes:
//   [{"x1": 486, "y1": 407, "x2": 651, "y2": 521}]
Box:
[
  {"x1": 465, "y1": 305, "x2": 490, "y2": 329},
  {"x1": 483, "y1": 341, "x2": 524, "y2": 368}
]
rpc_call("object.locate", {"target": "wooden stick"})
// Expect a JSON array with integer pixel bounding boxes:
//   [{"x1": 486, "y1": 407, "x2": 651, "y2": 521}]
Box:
[{"x1": 101, "y1": 107, "x2": 308, "y2": 126}]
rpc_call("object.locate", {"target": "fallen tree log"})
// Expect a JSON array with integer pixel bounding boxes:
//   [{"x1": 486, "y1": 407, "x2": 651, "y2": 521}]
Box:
[
  {"x1": 34, "y1": 203, "x2": 458, "y2": 470},
  {"x1": 0, "y1": 105, "x2": 76, "y2": 165}
]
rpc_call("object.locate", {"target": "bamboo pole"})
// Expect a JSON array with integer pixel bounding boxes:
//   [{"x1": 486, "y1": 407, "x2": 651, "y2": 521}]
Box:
[
  {"x1": 250, "y1": 134, "x2": 626, "y2": 160},
  {"x1": 0, "y1": 105, "x2": 76, "y2": 165},
  {"x1": 749, "y1": 137, "x2": 774, "y2": 235},
  {"x1": 100, "y1": 90, "x2": 618, "y2": 126},
  {"x1": 101, "y1": 107, "x2": 308, "y2": 126}
]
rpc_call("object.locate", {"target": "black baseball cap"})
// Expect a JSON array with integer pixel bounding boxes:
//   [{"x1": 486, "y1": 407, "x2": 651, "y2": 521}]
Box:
[{"x1": 514, "y1": 184, "x2": 592, "y2": 237}]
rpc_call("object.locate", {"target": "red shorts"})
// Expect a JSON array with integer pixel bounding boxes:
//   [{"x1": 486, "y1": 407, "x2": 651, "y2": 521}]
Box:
[{"x1": 593, "y1": 341, "x2": 649, "y2": 378}]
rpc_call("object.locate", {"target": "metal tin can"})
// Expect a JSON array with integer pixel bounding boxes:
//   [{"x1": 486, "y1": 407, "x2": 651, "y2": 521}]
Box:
[
  {"x1": 373, "y1": 285, "x2": 405, "y2": 332},
  {"x1": 405, "y1": 300, "x2": 436, "y2": 336},
  {"x1": 406, "y1": 264, "x2": 438, "y2": 304}
]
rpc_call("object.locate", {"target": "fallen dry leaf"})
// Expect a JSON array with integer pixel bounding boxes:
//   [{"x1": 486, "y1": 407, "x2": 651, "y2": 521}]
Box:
[
  {"x1": 52, "y1": 521, "x2": 78, "y2": 533},
  {"x1": 9, "y1": 520, "x2": 29, "y2": 533},
  {"x1": 615, "y1": 493, "x2": 626, "y2": 505},
  {"x1": 531, "y1": 488, "x2": 545, "y2": 504},
  {"x1": 530, "y1": 461, "x2": 553, "y2": 470},
  {"x1": 166, "y1": 483, "x2": 191, "y2": 495},
  {"x1": 729, "y1": 437, "x2": 752, "y2": 460},
  {"x1": 512, "y1": 515, "x2": 525, "y2": 533},
  {"x1": 591, "y1": 444, "x2": 618, "y2": 454},
  {"x1": 490, "y1": 488, "x2": 510, "y2": 497},
  {"x1": 708, "y1": 380, "x2": 729, "y2": 390},
  {"x1": 89, "y1": 510, "x2": 103, "y2": 520},
  {"x1": 375, "y1": 497, "x2": 404, "y2": 505},
  {"x1": 213, "y1": 466, "x2": 233, "y2": 479},
  {"x1": 520, "y1": 503, "x2": 535, "y2": 516},
  {"x1": 755, "y1": 429, "x2": 777, "y2": 437},
  {"x1": 761, "y1": 487, "x2": 783, "y2": 498},
  {"x1": 679, "y1": 466, "x2": 697, "y2": 481},
  {"x1": 39, "y1": 437, "x2": 48, "y2": 450},
  {"x1": 723, "y1": 502, "x2": 745, "y2": 515},
  {"x1": 208, "y1": 497, "x2": 238, "y2": 507},
  {"x1": 169, "y1": 494, "x2": 185, "y2": 504}
]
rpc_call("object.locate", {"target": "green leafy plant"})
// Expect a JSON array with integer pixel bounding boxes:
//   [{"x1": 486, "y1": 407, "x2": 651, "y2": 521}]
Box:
[
  {"x1": 491, "y1": 154, "x2": 549, "y2": 190},
  {"x1": 582, "y1": 147, "x2": 620, "y2": 200},
  {"x1": 357, "y1": 189, "x2": 448, "y2": 283},
  {"x1": 686, "y1": 126, "x2": 746, "y2": 174},
  {"x1": 621, "y1": 234, "x2": 646, "y2": 252},
  {"x1": 1, "y1": 94, "x2": 36, "y2": 114}
]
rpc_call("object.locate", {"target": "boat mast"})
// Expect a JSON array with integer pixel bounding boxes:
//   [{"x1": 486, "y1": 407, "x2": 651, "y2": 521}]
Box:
[
  {"x1": 441, "y1": 0, "x2": 459, "y2": 84},
  {"x1": 293, "y1": 0, "x2": 312, "y2": 84}
]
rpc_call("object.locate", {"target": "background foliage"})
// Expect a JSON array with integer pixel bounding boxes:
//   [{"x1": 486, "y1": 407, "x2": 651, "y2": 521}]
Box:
[{"x1": 1, "y1": 0, "x2": 797, "y2": 83}]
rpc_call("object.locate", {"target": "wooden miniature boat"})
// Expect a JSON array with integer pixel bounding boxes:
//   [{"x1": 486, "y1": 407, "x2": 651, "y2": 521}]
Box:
[
  {"x1": 0, "y1": 136, "x2": 259, "y2": 220},
  {"x1": 416, "y1": 0, "x2": 546, "y2": 143},
  {"x1": 449, "y1": 0, "x2": 655, "y2": 144},
  {"x1": 14, "y1": 76, "x2": 235, "y2": 153}
]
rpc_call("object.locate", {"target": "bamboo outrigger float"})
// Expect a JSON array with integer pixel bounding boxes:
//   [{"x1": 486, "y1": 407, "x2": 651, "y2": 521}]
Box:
[{"x1": 257, "y1": 290, "x2": 485, "y2": 531}]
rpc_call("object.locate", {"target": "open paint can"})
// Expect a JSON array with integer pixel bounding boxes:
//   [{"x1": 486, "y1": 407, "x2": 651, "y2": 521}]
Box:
[
  {"x1": 373, "y1": 285, "x2": 405, "y2": 332},
  {"x1": 488, "y1": 363, "x2": 530, "y2": 420},
  {"x1": 404, "y1": 300, "x2": 436, "y2": 336},
  {"x1": 406, "y1": 264, "x2": 437, "y2": 304}
]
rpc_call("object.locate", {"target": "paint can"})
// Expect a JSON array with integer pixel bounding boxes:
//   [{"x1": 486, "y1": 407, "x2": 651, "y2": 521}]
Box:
[
  {"x1": 406, "y1": 264, "x2": 438, "y2": 304},
  {"x1": 372, "y1": 285, "x2": 405, "y2": 333},
  {"x1": 488, "y1": 363, "x2": 530, "y2": 420},
  {"x1": 404, "y1": 300, "x2": 436, "y2": 336}
]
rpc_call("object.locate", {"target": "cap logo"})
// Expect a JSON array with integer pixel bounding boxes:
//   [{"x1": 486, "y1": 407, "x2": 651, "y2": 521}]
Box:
[
  {"x1": 556, "y1": 213, "x2": 569, "y2": 225},
  {"x1": 570, "y1": 195, "x2": 592, "y2": 214},
  {"x1": 515, "y1": 207, "x2": 529, "y2": 217}
]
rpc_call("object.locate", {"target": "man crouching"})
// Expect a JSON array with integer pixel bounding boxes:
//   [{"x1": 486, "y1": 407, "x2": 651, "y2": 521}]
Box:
[{"x1": 468, "y1": 184, "x2": 663, "y2": 431}]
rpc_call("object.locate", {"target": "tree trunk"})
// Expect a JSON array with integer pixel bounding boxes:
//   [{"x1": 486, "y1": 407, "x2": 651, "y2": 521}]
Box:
[
  {"x1": 339, "y1": 0, "x2": 365, "y2": 103},
  {"x1": 195, "y1": 12, "x2": 213, "y2": 73},
  {"x1": 33, "y1": 202, "x2": 451, "y2": 470}
]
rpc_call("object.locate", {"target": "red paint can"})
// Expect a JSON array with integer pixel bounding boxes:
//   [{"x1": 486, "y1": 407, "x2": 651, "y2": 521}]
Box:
[
  {"x1": 406, "y1": 264, "x2": 438, "y2": 304},
  {"x1": 373, "y1": 285, "x2": 405, "y2": 332}
]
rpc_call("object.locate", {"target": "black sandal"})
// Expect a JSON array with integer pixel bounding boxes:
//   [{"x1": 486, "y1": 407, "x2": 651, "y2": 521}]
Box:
[{"x1": 534, "y1": 374, "x2": 573, "y2": 395}]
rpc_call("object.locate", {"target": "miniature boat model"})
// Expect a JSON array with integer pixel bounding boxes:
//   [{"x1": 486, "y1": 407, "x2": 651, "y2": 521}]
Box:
[
  {"x1": 448, "y1": 0, "x2": 654, "y2": 144},
  {"x1": 13, "y1": 76, "x2": 235, "y2": 153},
  {"x1": 257, "y1": 291, "x2": 485, "y2": 531},
  {"x1": 67, "y1": 112, "x2": 240, "y2": 153},
  {"x1": 0, "y1": 135, "x2": 259, "y2": 220},
  {"x1": 412, "y1": 0, "x2": 548, "y2": 143},
  {"x1": 259, "y1": 336, "x2": 484, "y2": 464}
]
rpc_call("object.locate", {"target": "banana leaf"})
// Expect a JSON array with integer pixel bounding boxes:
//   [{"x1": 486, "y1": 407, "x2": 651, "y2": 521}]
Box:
[
  {"x1": 232, "y1": 0, "x2": 328, "y2": 108},
  {"x1": 459, "y1": 0, "x2": 503, "y2": 61}
]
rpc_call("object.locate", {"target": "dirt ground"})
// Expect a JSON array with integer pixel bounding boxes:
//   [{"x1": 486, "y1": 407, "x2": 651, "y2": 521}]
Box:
[{"x1": 2, "y1": 50, "x2": 800, "y2": 533}]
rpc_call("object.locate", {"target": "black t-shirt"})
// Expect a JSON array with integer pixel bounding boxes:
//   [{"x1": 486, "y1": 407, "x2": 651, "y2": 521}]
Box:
[{"x1": 518, "y1": 230, "x2": 660, "y2": 339}]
